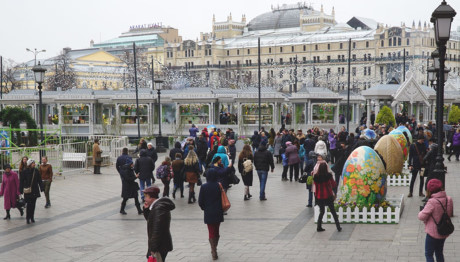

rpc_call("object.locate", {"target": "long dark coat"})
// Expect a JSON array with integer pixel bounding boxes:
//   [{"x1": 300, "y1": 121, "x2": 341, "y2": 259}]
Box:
[
  {"x1": 120, "y1": 164, "x2": 139, "y2": 199},
  {"x1": 0, "y1": 171, "x2": 20, "y2": 210},
  {"x1": 143, "y1": 197, "x2": 175, "y2": 256},
  {"x1": 134, "y1": 150, "x2": 155, "y2": 181},
  {"x1": 198, "y1": 170, "x2": 224, "y2": 224},
  {"x1": 19, "y1": 167, "x2": 43, "y2": 199}
]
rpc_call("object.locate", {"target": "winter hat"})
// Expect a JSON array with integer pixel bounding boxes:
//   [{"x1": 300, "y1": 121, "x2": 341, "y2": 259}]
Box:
[
  {"x1": 27, "y1": 159, "x2": 35, "y2": 166},
  {"x1": 3, "y1": 164, "x2": 11, "y2": 170},
  {"x1": 143, "y1": 185, "x2": 160, "y2": 198},
  {"x1": 147, "y1": 143, "x2": 153, "y2": 147},
  {"x1": 125, "y1": 157, "x2": 133, "y2": 165},
  {"x1": 427, "y1": 179, "x2": 443, "y2": 193},
  {"x1": 286, "y1": 141, "x2": 292, "y2": 146}
]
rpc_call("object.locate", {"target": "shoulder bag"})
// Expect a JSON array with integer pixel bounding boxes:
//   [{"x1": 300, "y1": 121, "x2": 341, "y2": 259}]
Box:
[
  {"x1": 219, "y1": 183, "x2": 231, "y2": 212},
  {"x1": 23, "y1": 169, "x2": 36, "y2": 194}
]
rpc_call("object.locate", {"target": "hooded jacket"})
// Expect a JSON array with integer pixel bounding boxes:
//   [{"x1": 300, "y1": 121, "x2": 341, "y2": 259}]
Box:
[
  {"x1": 144, "y1": 197, "x2": 175, "y2": 255},
  {"x1": 314, "y1": 140, "x2": 328, "y2": 156},
  {"x1": 418, "y1": 191, "x2": 453, "y2": 239},
  {"x1": 134, "y1": 149, "x2": 155, "y2": 181},
  {"x1": 254, "y1": 145, "x2": 275, "y2": 171},
  {"x1": 169, "y1": 142, "x2": 184, "y2": 160},
  {"x1": 211, "y1": 146, "x2": 229, "y2": 168},
  {"x1": 199, "y1": 167, "x2": 224, "y2": 224},
  {"x1": 285, "y1": 144, "x2": 301, "y2": 165}
]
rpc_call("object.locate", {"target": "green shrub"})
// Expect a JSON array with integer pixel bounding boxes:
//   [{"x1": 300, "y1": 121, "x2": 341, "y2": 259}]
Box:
[
  {"x1": 375, "y1": 106, "x2": 396, "y2": 127},
  {"x1": 448, "y1": 105, "x2": 460, "y2": 124}
]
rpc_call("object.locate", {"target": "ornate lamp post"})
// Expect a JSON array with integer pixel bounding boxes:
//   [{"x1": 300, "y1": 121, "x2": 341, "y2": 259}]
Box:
[
  {"x1": 154, "y1": 79, "x2": 167, "y2": 153},
  {"x1": 32, "y1": 62, "x2": 47, "y2": 159},
  {"x1": 430, "y1": 0, "x2": 456, "y2": 186}
]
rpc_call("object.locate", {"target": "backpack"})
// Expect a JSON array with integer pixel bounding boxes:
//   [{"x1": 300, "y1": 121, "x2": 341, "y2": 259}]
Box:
[
  {"x1": 431, "y1": 198, "x2": 454, "y2": 236},
  {"x1": 243, "y1": 158, "x2": 253, "y2": 173},
  {"x1": 156, "y1": 165, "x2": 170, "y2": 179}
]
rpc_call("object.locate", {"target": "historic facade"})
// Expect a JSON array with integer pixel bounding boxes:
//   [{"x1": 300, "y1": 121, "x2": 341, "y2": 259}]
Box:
[{"x1": 163, "y1": 3, "x2": 460, "y2": 91}]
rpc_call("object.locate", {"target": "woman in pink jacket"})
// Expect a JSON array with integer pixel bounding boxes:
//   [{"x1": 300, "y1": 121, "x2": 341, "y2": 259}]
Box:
[
  {"x1": 0, "y1": 164, "x2": 23, "y2": 219},
  {"x1": 418, "y1": 179, "x2": 453, "y2": 262}
]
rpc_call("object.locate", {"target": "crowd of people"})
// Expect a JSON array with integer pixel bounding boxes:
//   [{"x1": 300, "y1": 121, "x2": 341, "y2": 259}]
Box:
[{"x1": 1, "y1": 115, "x2": 456, "y2": 261}]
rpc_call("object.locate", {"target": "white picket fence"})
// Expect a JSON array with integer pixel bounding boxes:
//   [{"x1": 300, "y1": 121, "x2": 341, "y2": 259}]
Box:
[
  {"x1": 388, "y1": 174, "x2": 412, "y2": 186},
  {"x1": 315, "y1": 195, "x2": 404, "y2": 224}
]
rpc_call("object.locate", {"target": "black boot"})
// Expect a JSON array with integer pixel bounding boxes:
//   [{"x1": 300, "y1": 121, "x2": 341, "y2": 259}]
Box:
[
  {"x1": 172, "y1": 188, "x2": 177, "y2": 199},
  {"x1": 135, "y1": 203, "x2": 142, "y2": 215},
  {"x1": 192, "y1": 192, "x2": 196, "y2": 203},
  {"x1": 120, "y1": 202, "x2": 127, "y2": 215},
  {"x1": 180, "y1": 188, "x2": 184, "y2": 198},
  {"x1": 18, "y1": 207, "x2": 24, "y2": 217},
  {"x1": 3, "y1": 210, "x2": 10, "y2": 220},
  {"x1": 188, "y1": 192, "x2": 193, "y2": 204}
]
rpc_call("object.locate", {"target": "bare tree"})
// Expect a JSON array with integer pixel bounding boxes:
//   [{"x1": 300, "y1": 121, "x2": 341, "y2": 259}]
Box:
[
  {"x1": 2, "y1": 59, "x2": 23, "y2": 92},
  {"x1": 119, "y1": 48, "x2": 151, "y2": 90},
  {"x1": 46, "y1": 51, "x2": 77, "y2": 91}
]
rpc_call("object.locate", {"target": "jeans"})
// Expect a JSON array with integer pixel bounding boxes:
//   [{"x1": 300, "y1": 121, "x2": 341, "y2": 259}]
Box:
[
  {"x1": 281, "y1": 165, "x2": 288, "y2": 180},
  {"x1": 256, "y1": 170, "x2": 268, "y2": 199},
  {"x1": 198, "y1": 159, "x2": 205, "y2": 173},
  {"x1": 425, "y1": 234, "x2": 446, "y2": 262},
  {"x1": 409, "y1": 169, "x2": 424, "y2": 195},
  {"x1": 307, "y1": 189, "x2": 313, "y2": 206},
  {"x1": 139, "y1": 179, "x2": 152, "y2": 200},
  {"x1": 43, "y1": 180, "x2": 52, "y2": 204}
]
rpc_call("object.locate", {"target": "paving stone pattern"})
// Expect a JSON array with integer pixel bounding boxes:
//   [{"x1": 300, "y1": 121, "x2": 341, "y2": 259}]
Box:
[{"x1": 0, "y1": 153, "x2": 459, "y2": 261}]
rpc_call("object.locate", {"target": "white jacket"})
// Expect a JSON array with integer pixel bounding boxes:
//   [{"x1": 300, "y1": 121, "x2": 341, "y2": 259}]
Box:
[{"x1": 314, "y1": 140, "x2": 328, "y2": 156}]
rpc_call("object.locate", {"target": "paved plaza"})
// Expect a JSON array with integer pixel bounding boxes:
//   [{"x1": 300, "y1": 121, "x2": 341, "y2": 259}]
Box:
[{"x1": 0, "y1": 153, "x2": 459, "y2": 262}]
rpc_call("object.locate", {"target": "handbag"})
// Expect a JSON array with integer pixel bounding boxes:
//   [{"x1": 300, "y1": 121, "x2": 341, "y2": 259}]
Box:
[
  {"x1": 197, "y1": 177, "x2": 203, "y2": 186},
  {"x1": 16, "y1": 197, "x2": 26, "y2": 208},
  {"x1": 219, "y1": 183, "x2": 231, "y2": 212},
  {"x1": 229, "y1": 168, "x2": 240, "y2": 185},
  {"x1": 23, "y1": 169, "x2": 36, "y2": 194},
  {"x1": 147, "y1": 255, "x2": 158, "y2": 262},
  {"x1": 299, "y1": 173, "x2": 308, "y2": 183}
]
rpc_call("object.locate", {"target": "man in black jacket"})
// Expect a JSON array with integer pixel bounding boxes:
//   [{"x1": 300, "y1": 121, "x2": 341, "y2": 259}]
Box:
[
  {"x1": 143, "y1": 186, "x2": 175, "y2": 262},
  {"x1": 135, "y1": 149, "x2": 155, "y2": 202},
  {"x1": 196, "y1": 134, "x2": 208, "y2": 172},
  {"x1": 254, "y1": 143, "x2": 275, "y2": 201},
  {"x1": 408, "y1": 135, "x2": 427, "y2": 197},
  {"x1": 146, "y1": 143, "x2": 158, "y2": 168},
  {"x1": 116, "y1": 148, "x2": 131, "y2": 175},
  {"x1": 332, "y1": 141, "x2": 352, "y2": 193}
]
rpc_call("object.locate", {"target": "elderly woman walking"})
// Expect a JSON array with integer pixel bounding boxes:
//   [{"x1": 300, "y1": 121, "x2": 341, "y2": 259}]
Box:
[
  {"x1": 0, "y1": 164, "x2": 23, "y2": 219},
  {"x1": 20, "y1": 160, "x2": 43, "y2": 224}
]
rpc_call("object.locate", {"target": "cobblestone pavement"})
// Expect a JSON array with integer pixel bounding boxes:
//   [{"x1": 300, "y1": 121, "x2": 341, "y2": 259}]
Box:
[{"x1": 1, "y1": 153, "x2": 459, "y2": 262}]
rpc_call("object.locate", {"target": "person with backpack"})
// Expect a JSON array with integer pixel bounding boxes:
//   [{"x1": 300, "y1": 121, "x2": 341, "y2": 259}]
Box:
[
  {"x1": 156, "y1": 157, "x2": 173, "y2": 198},
  {"x1": 238, "y1": 145, "x2": 254, "y2": 201},
  {"x1": 253, "y1": 142, "x2": 275, "y2": 201},
  {"x1": 418, "y1": 179, "x2": 454, "y2": 262}
]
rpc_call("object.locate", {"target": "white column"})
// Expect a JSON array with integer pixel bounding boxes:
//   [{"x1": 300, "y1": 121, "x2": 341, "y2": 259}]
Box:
[
  {"x1": 293, "y1": 103, "x2": 297, "y2": 126},
  {"x1": 308, "y1": 100, "x2": 312, "y2": 125},
  {"x1": 89, "y1": 103, "x2": 93, "y2": 134},
  {"x1": 210, "y1": 102, "x2": 214, "y2": 125},
  {"x1": 366, "y1": 100, "x2": 371, "y2": 127},
  {"x1": 336, "y1": 101, "x2": 340, "y2": 127},
  {"x1": 58, "y1": 104, "x2": 63, "y2": 126}
]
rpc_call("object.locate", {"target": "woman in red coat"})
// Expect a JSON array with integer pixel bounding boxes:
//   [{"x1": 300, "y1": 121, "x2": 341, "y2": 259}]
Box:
[
  {"x1": 0, "y1": 164, "x2": 23, "y2": 219},
  {"x1": 314, "y1": 162, "x2": 341, "y2": 232}
]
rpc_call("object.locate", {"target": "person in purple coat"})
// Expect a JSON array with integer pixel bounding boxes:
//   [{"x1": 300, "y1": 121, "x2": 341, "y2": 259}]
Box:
[
  {"x1": 0, "y1": 164, "x2": 24, "y2": 219},
  {"x1": 285, "y1": 141, "x2": 301, "y2": 181},
  {"x1": 447, "y1": 128, "x2": 460, "y2": 161}
]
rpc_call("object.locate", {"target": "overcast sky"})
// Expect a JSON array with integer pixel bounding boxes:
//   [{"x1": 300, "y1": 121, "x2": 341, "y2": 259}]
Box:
[{"x1": 1, "y1": 0, "x2": 458, "y2": 64}]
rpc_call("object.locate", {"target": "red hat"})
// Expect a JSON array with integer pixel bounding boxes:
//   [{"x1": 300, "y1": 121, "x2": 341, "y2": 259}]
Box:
[
  {"x1": 143, "y1": 185, "x2": 160, "y2": 198},
  {"x1": 427, "y1": 179, "x2": 443, "y2": 193}
]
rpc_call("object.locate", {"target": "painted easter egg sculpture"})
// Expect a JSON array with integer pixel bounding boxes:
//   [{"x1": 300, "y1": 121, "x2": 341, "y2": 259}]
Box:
[
  {"x1": 397, "y1": 126, "x2": 413, "y2": 144},
  {"x1": 389, "y1": 129, "x2": 409, "y2": 161},
  {"x1": 362, "y1": 128, "x2": 377, "y2": 140},
  {"x1": 374, "y1": 135, "x2": 404, "y2": 175},
  {"x1": 340, "y1": 146, "x2": 387, "y2": 207}
]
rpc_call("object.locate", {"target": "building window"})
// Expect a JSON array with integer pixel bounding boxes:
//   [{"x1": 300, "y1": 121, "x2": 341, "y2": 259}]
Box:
[
  {"x1": 364, "y1": 67, "x2": 367, "y2": 76},
  {"x1": 352, "y1": 67, "x2": 356, "y2": 76},
  {"x1": 368, "y1": 54, "x2": 371, "y2": 60},
  {"x1": 227, "y1": 50, "x2": 230, "y2": 56},
  {"x1": 247, "y1": 49, "x2": 250, "y2": 55},
  {"x1": 237, "y1": 49, "x2": 240, "y2": 55},
  {"x1": 303, "y1": 57, "x2": 306, "y2": 63},
  {"x1": 340, "y1": 43, "x2": 343, "y2": 49},
  {"x1": 269, "y1": 47, "x2": 272, "y2": 53},
  {"x1": 389, "y1": 38, "x2": 392, "y2": 46},
  {"x1": 327, "y1": 56, "x2": 331, "y2": 62},
  {"x1": 185, "y1": 50, "x2": 187, "y2": 57},
  {"x1": 303, "y1": 45, "x2": 306, "y2": 51},
  {"x1": 366, "y1": 41, "x2": 369, "y2": 48},
  {"x1": 364, "y1": 54, "x2": 367, "y2": 61},
  {"x1": 381, "y1": 40, "x2": 384, "y2": 47},
  {"x1": 280, "y1": 58, "x2": 283, "y2": 65},
  {"x1": 315, "y1": 44, "x2": 318, "y2": 50},
  {"x1": 398, "y1": 38, "x2": 402, "y2": 46},
  {"x1": 352, "y1": 54, "x2": 356, "y2": 61},
  {"x1": 280, "y1": 47, "x2": 283, "y2": 53},
  {"x1": 353, "y1": 42, "x2": 356, "y2": 49},
  {"x1": 207, "y1": 61, "x2": 210, "y2": 67},
  {"x1": 291, "y1": 46, "x2": 295, "y2": 52},
  {"x1": 327, "y1": 44, "x2": 330, "y2": 50},
  {"x1": 368, "y1": 67, "x2": 371, "y2": 75},
  {"x1": 407, "y1": 39, "x2": 410, "y2": 45}
]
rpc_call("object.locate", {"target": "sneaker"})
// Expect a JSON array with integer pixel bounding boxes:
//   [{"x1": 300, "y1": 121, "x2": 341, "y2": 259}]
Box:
[{"x1": 419, "y1": 193, "x2": 425, "y2": 197}]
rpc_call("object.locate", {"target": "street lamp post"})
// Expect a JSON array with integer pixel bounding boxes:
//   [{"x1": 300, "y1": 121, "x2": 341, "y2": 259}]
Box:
[
  {"x1": 154, "y1": 79, "x2": 167, "y2": 153},
  {"x1": 430, "y1": 0, "x2": 456, "y2": 186},
  {"x1": 26, "y1": 48, "x2": 46, "y2": 89},
  {"x1": 32, "y1": 62, "x2": 47, "y2": 159}
]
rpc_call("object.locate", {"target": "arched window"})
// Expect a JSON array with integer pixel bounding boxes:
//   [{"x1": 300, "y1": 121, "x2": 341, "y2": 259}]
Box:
[{"x1": 389, "y1": 38, "x2": 392, "y2": 46}]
